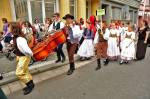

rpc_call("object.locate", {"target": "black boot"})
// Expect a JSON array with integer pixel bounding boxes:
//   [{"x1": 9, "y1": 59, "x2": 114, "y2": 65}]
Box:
[
  {"x1": 23, "y1": 80, "x2": 35, "y2": 95},
  {"x1": 95, "y1": 59, "x2": 101, "y2": 71},
  {"x1": 55, "y1": 59, "x2": 61, "y2": 63},
  {"x1": 67, "y1": 63, "x2": 75, "y2": 75},
  {"x1": 61, "y1": 56, "x2": 66, "y2": 63},
  {"x1": 104, "y1": 58, "x2": 109, "y2": 66},
  {"x1": 0, "y1": 73, "x2": 3, "y2": 80}
]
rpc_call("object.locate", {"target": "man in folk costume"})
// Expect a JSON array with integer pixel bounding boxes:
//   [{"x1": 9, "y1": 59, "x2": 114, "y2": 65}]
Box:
[
  {"x1": 77, "y1": 20, "x2": 94, "y2": 61},
  {"x1": 48, "y1": 13, "x2": 66, "y2": 63},
  {"x1": 107, "y1": 22, "x2": 120, "y2": 60},
  {"x1": 94, "y1": 22, "x2": 110, "y2": 70},
  {"x1": 63, "y1": 14, "x2": 82, "y2": 75},
  {"x1": 11, "y1": 22, "x2": 34, "y2": 95}
]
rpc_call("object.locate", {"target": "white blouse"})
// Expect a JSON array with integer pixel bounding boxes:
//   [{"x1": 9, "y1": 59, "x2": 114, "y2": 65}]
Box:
[{"x1": 16, "y1": 37, "x2": 33, "y2": 56}]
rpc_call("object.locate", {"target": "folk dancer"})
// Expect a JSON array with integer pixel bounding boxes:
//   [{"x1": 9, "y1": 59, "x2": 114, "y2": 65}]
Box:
[
  {"x1": 63, "y1": 14, "x2": 82, "y2": 75},
  {"x1": 77, "y1": 20, "x2": 94, "y2": 61},
  {"x1": 11, "y1": 22, "x2": 34, "y2": 95},
  {"x1": 107, "y1": 22, "x2": 120, "y2": 61},
  {"x1": 94, "y1": 22, "x2": 110, "y2": 70},
  {"x1": 120, "y1": 24, "x2": 136, "y2": 64}
]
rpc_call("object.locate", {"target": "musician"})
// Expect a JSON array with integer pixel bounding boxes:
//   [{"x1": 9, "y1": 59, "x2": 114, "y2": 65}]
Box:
[
  {"x1": 11, "y1": 22, "x2": 34, "y2": 95},
  {"x1": 48, "y1": 13, "x2": 66, "y2": 63},
  {"x1": 63, "y1": 14, "x2": 82, "y2": 75}
]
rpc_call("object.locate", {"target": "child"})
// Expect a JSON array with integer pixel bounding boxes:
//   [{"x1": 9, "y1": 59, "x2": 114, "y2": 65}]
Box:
[
  {"x1": 120, "y1": 24, "x2": 136, "y2": 64},
  {"x1": 107, "y1": 22, "x2": 120, "y2": 60}
]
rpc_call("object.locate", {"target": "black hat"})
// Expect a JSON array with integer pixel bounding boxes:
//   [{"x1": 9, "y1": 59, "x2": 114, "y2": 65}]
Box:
[{"x1": 63, "y1": 14, "x2": 74, "y2": 20}]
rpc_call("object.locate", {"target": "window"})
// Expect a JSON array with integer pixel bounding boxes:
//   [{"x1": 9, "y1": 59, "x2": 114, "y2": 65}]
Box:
[
  {"x1": 112, "y1": 7, "x2": 121, "y2": 20},
  {"x1": 14, "y1": 0, "x2": 28, "y2": 20},
  {"x1": 45, "y1": 0, "x2": 56, "y2": 18},
  {"x1": 30, "y1": 0, "x2": 43, "y2": 23},
  {"x1": 70, "y1": 0, "x2": 76, "y2": 17}
]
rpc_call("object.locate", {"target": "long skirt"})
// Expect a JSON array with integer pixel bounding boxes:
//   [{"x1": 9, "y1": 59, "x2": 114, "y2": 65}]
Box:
[
  {"x1": 95, "y1": 41, "x2": 108, "y2": 59},
  {"x1": 121, "y1": 39, "x2": 135, "y2": 60},
  {"x1": 136, "y1": 40, "x2": 147, "y2": 60},
  {"x1": 77, "y1": 39, "x2": 94, "y2": 57},
  {"x1": 107, "y1": 38, "x2": 120, "y2": 60},
  {"x1": 16, "y1": 56, "x2": 32, "y2": 84}
]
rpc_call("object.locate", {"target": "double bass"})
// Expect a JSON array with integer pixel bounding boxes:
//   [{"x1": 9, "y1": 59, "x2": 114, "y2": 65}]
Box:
[{"x1": 32, "y1": 28, "x2": 67, "y2": 61}]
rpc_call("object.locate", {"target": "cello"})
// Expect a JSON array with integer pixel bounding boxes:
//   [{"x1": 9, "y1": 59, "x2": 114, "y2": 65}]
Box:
[{"x1": 32, "y1": 28, "x2": 67, "y2": 61}]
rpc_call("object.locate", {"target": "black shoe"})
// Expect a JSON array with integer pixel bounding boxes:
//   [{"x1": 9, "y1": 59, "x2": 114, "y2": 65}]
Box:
[
  {"x1": 61, "y1": 57, "x2": 66, "y2": 63},
  {"x1": 23, "y1": 80, "x2": 35, "y2": 95},
  {"x1": 125, "y1": 61, "x2": 129, "y2": 64},
  {"x1": 55, "y1": 59, "x2": 61, "y2": 63},
  {"x1": 119, "y1": 60, "x2": 124, "y2": 65},
  {"x1": 0, "y1": 73, "x2": 3, "y2": 80},
  {"x1": 104, "y1": 59, "x2": 109, "y2": 66},
  {"x1": 80, "y1": 57, "x2": 86, "y2": 61},
  {"x1": 95, "y1": 66, "x2": 101, "y2": 71},
  {"x1": 85, "y1": 57, "x2": 91, "y2": 60},
  {"x1": 95, "y1": 59, "x2": 101, "y2": 71},
  {"x1": 67, "y1": 69, "x2": 74, "y2": 75},
  {"x1": 23, "y1": 86, "x2": 32, "y2": 95}
]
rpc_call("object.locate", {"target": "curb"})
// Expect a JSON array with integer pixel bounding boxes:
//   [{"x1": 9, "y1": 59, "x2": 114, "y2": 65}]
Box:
[
  {"x1": 0, "y1": 55, "x2": 79, "y2": 86},
  {"x1": 1, "y1": 58, "x2": 96, "y2": 96}
]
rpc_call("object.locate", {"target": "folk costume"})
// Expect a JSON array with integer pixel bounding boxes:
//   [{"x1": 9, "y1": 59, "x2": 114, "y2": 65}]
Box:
[
  {"x1": 94, "y1": 28, "x2": 109, "y2": 70},
  {"x1": 120, "y1": 31, "x2": 136, "y2": 64},
  {"x1": 77, "y1": 28, "x2": 94, "y2": 60},
  {"x1": 13, "y1": 36, "x2": 34, "y2": 95},
  {"x1": 63, "y1": 14, "x2": 82, "y2": 75},
  {"x1": 107, "y1": 28, "x2": 120, "y2": 60},
  {"x1": 48, "y1": 19, "x2": 65, "y2": 63}
]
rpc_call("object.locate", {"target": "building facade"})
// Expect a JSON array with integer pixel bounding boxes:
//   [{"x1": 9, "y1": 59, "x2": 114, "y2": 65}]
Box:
[
  {"x1": 101, "y1": 0, "x2": 141, "y2": 24},
  {"x1": 0, "y1": 0, "x2": 100, "y2": 31}
]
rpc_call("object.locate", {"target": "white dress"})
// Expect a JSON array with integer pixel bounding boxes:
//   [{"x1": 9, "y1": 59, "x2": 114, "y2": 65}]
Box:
[
  {"x1": 107, "y1": 29, "x2": 120, "y2": 59},
  {"x1": 77, "y1": 29, "x2": 94, "y2": 57},
  {"x1": 120, "y1": 31, "x2": 135, "y2": 60}
]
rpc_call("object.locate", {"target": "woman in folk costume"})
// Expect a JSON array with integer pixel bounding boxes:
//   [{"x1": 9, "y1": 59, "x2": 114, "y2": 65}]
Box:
[
  {"x1": 77, "y1": 20, "x2": 94, "y2": 61},
  {"x1": 120, "y1": 24, "x2": 136, "y2": 64},
  {"x1": 94, "y1": 21, "x2": 110, "y2": 70},
  {"x1": 107, "y1": 22, "x2": 120, "y2": 60},
  {"x1": 11, "y1": 22, "x2": 34, "y2": 95},
  {"x1": 63, "y1": 14, "x2": 82, "y2": 75}
]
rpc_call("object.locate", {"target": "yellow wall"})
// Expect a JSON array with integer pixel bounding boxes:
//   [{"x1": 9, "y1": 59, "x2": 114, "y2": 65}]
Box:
[
  {"x1": 0, "y1": 0, "x2": 12, "y2": 31},
  {"x1": 59, "y1": 0, "x2": 70, "y2": 18},
  {"x1": 77, "y1": 0, "x2": 86, "y2": 21},
  {"x1": 91, "y1": 0, "x2": 100, "y2": 16}
]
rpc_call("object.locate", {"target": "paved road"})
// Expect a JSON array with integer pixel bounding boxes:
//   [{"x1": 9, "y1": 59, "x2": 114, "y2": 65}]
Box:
[{"x1": 8, "y1": 48, "x2": 150, "y2": 99}]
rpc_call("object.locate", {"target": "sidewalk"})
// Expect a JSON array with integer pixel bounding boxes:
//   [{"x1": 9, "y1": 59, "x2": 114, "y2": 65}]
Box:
[{"x1": 1, "y1": 57, "x2": 95, "y2": 96}]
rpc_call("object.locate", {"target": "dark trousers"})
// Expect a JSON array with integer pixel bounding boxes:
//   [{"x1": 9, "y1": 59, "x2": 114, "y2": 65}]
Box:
[
  {"x1": 66, "y1": 42, "x2": 78, "y2": 69},
  {"x1": 0, "y1": 43, "x2": 2, "y2": 51},
  {"x1": 136, "y1": 40, "x2": 147, "y2": 60},
  {"x1": 56, "y1": 43, "x2": 65, "y2": 60}
]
